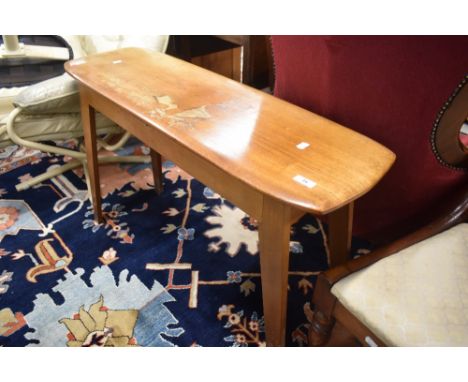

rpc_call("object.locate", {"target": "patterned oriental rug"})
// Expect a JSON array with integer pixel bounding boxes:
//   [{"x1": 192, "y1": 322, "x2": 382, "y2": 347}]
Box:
[{"x1": 0, "y1": 140, "x2": 369, "y2": 347}]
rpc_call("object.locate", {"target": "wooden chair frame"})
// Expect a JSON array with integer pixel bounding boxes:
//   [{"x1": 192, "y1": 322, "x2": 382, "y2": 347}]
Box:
[
  {"x1": 308, "y1": 186, "x2": 468, "y2": 346},
  {"x1": 308, "y1": 75, "x2": 468, "y2": 346}
]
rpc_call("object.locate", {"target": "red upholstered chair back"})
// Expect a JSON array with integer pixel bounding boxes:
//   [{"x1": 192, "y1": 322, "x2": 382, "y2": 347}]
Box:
[{"x1": 271, "y1": 36, "x2": 468, "y2": 239}]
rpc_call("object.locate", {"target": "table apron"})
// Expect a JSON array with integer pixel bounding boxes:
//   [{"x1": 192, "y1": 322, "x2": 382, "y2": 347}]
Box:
[{"x1": 82, "y1": 85, "x2": 267, "y2": 221}]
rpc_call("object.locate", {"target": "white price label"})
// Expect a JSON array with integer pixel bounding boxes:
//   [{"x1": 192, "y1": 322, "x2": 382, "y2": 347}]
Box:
[
  {"x1": 293, "y1": 175, "x2": 316, "y2": 189},
  {"x1": 296, "y1": 142, "x2": 310, "y2": 150}
]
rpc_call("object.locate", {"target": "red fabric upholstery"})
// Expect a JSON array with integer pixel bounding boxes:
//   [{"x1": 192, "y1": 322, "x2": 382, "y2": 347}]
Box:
[{"x1": 271, "y1": 36, "x2": 468, "y2": 237}]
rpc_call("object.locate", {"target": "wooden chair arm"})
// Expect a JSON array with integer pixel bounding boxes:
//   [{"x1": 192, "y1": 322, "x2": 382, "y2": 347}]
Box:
[
  {"x1": 318, "y1": 185, "x2": 468, "y2": 289},
  {"x1": 309, "y1": 186, "x2": 467, "y2": 346}
]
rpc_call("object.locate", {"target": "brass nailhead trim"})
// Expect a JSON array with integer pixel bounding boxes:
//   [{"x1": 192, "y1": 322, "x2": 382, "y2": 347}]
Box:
[{"x1": 430, "y1": 74, "x2": 468, "y2": 172}]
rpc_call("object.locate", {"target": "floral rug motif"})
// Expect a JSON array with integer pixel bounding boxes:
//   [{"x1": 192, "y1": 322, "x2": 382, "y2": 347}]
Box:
[{"x1": 0, "y1": 141, "x2": 369, "y2": 346}]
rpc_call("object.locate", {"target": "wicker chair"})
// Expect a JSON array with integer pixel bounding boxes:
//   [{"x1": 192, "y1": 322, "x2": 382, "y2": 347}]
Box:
[{"x1": 0, "y1": 35, "x2": 168, "y2": 193}]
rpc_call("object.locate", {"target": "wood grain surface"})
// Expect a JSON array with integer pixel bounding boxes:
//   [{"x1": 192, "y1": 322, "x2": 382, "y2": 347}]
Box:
[{"x1": 66, "y1": 48, "x2": 395, "y2": 216}]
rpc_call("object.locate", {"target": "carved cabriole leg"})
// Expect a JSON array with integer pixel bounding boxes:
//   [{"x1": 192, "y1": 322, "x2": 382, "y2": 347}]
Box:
[
  {"x1": 307, "y1": 271, "x2": 339, "y2": 346},
  {"x1": 80, "y1": 91, "x2": 103, "y2": 224},
  {"x1": 308, "y1": 310, "x2": 335, "y2": 346},
  {"x1": 258, "y1": 195, "x2": 291, "y2": 346},
  {"x1": 150, "y1": 149, "x2": 164, "y2": 194}
]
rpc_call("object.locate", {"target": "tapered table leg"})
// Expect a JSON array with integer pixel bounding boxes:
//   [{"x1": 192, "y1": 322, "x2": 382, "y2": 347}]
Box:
[
  {"x1": 150, "y1": 149, "x2": 164, "y2": 195},
  {"x1": 258, "y1": 195, "x2": 291, "y2": 346},
  {"x1": 80, "y1": 92, "x2": 103, "y2": 224},
  {"x1": 327, "y1": 202, "x2": 354, "y2": 267}
]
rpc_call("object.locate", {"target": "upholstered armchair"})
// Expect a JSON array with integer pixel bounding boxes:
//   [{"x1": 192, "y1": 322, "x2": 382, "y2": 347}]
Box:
[
  {"x1": 309, "y1": 76, "x2": 467, "y2": 346},
  {"x1": 0, "y1": 35, "x2": 168, "y2": 192},
  {"x1": 308, "y1": 187, "x2": 467, "y2": 347},
  {"x1": 271, "y1": 36, "x2": 468, "y2": 346},
  {"x1": 271, "y1": 36, "x2": 468, "y2": 243}
]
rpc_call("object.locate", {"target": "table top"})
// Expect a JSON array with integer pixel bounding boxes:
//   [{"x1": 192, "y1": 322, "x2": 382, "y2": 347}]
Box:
[{"x1": 65, "y1": 48, "x2": 395, "y2": 215}]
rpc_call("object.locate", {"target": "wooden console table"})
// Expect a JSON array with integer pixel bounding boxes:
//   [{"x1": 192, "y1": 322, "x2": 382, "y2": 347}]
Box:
[{"x1": 65, "y1": 48, "x2": 395, "y2": 346}]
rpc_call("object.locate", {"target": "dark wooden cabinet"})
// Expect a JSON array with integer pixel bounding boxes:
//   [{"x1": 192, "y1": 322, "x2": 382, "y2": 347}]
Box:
[{"x1": 167, "y1": 35, "x2": 271, "y2": 89}]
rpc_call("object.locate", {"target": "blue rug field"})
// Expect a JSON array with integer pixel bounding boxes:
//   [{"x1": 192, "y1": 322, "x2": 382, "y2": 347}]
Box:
[{"x1": 0, "y1": 141, "x2": 369, "y2": 346}]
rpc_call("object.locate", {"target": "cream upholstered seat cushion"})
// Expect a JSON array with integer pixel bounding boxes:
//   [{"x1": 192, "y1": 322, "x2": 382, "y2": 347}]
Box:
[
  {"x1": 0, "y1": 75, "x2": 119, "y2": 148},
  {"x1": 0, "y1": 113, "x2": 120, "y2": 148},
  {"x1": 13, "y1": 74, "x2": 80, "y2": 114},
  {"x1": 0, "y1": 87, "x2": 26, "y2": 117},
  {"x1": 331, "y1": 223, "x2": 468, "y2": 346}
]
